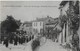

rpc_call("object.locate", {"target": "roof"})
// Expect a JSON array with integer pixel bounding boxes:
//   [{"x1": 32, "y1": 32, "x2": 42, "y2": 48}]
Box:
[
  {"x1": 23, "y1": 21, "x2": 32, "y2": 24},
  {"x1": 23, "y1": 21, "x2": 32, "y2": 26},
  {"x1": 45, "y1": 18, "x2": 59, "y2": 25},
  {"x1": 32, "y1": 16, "x2": 54, "y2": 22},
  {"x1": 46, "y1": 21, "x2": 58, "y2": 25}
]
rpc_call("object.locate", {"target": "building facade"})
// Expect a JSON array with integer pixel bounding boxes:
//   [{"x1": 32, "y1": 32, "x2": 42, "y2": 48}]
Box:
[
  {"x1": 32, "y1": 16, "x2": 54, "y2": 35},
  {"x1": 32, "y1": 20, "x2": 43, "y2": 34},
  {"x1": 19, "y1": 22, "x2": 32, "y2": 36}
]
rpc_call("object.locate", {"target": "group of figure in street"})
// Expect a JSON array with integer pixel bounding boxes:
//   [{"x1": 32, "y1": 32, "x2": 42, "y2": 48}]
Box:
[{"x1": 3, "y1": 34, "x2": 34, "y2": 48}]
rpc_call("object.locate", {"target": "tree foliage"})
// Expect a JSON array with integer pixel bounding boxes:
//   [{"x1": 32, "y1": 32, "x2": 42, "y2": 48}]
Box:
[
  {"x1": 60, "y1": 1, "x2": 79, "y2": 31},
  {"x1": 1, "y1": 15, "x2": 19, "y2": 33},
  {"x1": 67, "y1": 1, "x2": 79, "y2": 31},
  {"x1": 60, "y1": 15, "x2": 68, "y2": 29}
]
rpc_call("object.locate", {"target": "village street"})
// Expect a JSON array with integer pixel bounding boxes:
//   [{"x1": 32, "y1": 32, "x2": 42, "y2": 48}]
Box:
[
  {"x1": 0, "y1": 0, "x2": 79, "y2": 51},
  {"x1": 0, "y1": 39, "x2": 69, "y2": 51},
  {"x1": 37, "y1": 39, "x2": 68, "y2": 51}
]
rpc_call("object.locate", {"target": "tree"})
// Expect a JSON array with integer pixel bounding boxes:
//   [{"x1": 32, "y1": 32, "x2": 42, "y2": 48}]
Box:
[
  {"x1": 60, "y1": 15, "x2": 68, "y2": 29},
  {"x1": 1, "y1": 15, "x2": 19, "y2": 34},
  {"x1": 66, "y1": 1, "x2": 79, "y2": 51},
  {"x1": 60, "y1": 1, "x2": 79, "y2": 31},
  {"x1": 66, "y1": 1, "x2": 79, "y2": 31}
]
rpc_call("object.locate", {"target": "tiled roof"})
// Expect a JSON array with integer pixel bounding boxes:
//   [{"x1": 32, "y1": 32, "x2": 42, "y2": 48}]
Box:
[
  {"x1": 23, "y1": 21, "x2": 32, "y2": 24},
  {"x1": 32, "y1": 16, "x2": 54, "y2": 22},
  {"x1": 45, "y1": 18, "x2": 59, "y2": 25},
  {"x1": 23, "y1": 21, "x2": 32, "y2": 26}
]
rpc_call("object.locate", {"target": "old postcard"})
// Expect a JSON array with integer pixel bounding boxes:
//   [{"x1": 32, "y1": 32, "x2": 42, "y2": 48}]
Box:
[{"x1": 0, "y1": 0, "x2": 80, "y2": 51}]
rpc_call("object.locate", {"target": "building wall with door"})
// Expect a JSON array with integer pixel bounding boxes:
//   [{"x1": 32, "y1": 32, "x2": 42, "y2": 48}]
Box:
[
  {"x1": 32, "y1": 21, "x2": 43, "y2": 33},
  {"x1": 32, "y1": 16, "x2": 55, "y2": 35}
]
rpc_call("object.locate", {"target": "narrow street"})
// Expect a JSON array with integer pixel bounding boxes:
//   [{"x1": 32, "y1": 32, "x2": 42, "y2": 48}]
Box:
[
  {"x1": 37, "y1": 39, "x2": 67, "y2": 51},
  {"x1": 0, "y1": 39, "x2": 68, "y2": 51}
]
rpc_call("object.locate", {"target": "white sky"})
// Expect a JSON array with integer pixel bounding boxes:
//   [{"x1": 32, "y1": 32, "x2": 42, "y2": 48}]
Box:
[
  {"x1": 0, "y1": 1, "x2": 61, "y2": 22},
  {"x1": 0, "y1": 0, "x2": 79, "y2": 22},
  {"x1": 0, "y1": 0, "x2": 79, "y2": 1},
  {"x1": 0, "y1": 0, "x2": 63, "y2": 1}
]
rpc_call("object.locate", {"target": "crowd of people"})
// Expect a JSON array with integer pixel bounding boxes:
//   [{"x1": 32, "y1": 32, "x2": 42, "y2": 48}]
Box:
[{"x1": 2, "y1": 33, "x2": 34, "y2": 48}]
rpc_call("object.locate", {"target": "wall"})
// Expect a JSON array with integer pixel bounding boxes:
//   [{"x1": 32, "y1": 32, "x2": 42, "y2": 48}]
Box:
[{"x1": 32, "y1": 21, "x2": 43, "y2": 33}]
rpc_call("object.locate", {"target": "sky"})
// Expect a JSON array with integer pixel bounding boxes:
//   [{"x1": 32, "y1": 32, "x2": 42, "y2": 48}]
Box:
[
  {"x1": 0, "y1": 1, "x2": 62, "y2": 22},
  {"x1": 0, "y1": 0, "x2": 63, "y2": 1}
]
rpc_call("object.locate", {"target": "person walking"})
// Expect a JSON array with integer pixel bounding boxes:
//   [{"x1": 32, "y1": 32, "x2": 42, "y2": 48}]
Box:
[
  {"x1": 4, "y1": 37, "x2": 9, "y2": 47},
  {"x1": 10, "y1": 36, "x2": 13, "y2": 44},
  {"x1": 19, "y1": 37, "x2": 21, "y2": 44},
  {"x1": 14, "y1": 36, "x2": 18, "y2": 45}
]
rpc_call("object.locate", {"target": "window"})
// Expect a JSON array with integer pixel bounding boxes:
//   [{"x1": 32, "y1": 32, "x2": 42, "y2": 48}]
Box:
[
  {"x1": 34, "y1": 22, "x2": 35, "y2": 26},
  {"x1": 33, "y1": 23, "x2": 35, "y2": 26},
  {"x1": 40, "y1": 22, "x2": 42, "y2": 26},
  {"x1": 36, "y1": 22, "x2": 37, "y2": 26}
]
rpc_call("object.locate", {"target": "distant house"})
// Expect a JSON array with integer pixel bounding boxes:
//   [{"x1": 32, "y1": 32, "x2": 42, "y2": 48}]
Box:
[
  {"x1": 32, "y1": 16, "x2": 55, "y2": 35},
  {"x1": 44, "y1": 18, "x2": 62, "y2": 40},
  {"x1": 19, "y1": 21, "x2": 32, "y2": 36}
]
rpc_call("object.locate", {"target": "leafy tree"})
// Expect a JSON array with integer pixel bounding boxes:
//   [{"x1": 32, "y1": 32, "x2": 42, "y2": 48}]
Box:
[
  {"x1": 66, "y1": 1, "x2": 79, "y2": 31},
  {"x1": 1, "y1": 15, "x2": 19, "y2": 34},
  {"x1": 60, "y1": 1, "x2": 79, "y2": 31},
  {"x1": 60, "y1": 15, "x2": 68, "y2": 29}
]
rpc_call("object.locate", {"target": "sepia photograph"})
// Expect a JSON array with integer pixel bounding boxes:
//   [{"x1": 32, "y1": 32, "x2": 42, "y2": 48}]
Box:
[{"x1": 0, "y1": 0, "x2": 80, "y2": 51}]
